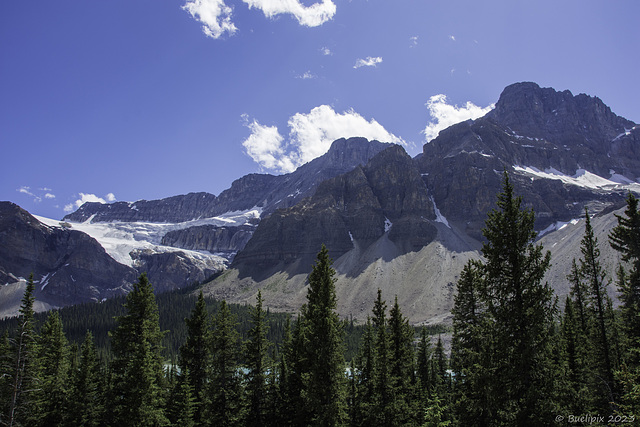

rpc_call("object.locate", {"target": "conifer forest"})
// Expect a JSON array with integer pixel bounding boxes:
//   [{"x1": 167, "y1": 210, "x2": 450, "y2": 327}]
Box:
[{"x1": 1, "y1": 173, "x2": 639, "y2": 426}]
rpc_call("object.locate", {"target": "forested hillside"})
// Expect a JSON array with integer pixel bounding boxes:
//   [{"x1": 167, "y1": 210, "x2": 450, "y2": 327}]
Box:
[{"x1": 1, "y1": 175, "x2": 638, "y2": 426}]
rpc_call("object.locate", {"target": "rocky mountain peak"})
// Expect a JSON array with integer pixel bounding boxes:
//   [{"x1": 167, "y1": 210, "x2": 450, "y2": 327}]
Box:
[{"x1": 487, "y1": 81, "x2": 636, "y2": 144}]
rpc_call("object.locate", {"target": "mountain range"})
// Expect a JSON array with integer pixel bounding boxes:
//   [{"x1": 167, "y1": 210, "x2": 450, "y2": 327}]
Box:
[{"x1": 1, "y1": 82, "x2": 638, "y2": 322}]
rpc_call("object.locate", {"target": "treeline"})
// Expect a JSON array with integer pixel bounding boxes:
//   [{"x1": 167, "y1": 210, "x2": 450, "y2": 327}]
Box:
[{"x1": 1, "y1": 173, "x2": 639, "y2": 426}]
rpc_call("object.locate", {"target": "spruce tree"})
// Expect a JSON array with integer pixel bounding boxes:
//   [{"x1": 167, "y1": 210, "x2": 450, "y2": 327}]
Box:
[
  {"x1": 279, "y1": 315, "x2": 308, "y2": 426},
  {"x1": 0, "y1": 331, "x2": 11, "y2": 422},
  {"x1": 610, "y1": 193, "x2": 640, "y2": 363},
  {"x1": 416, "y1": 327, "x2": 432, "y2": 403},
  {"x1": 206, "y1": 300, "x2": 243, "y2": 426},
  {"x1": 108, "y1": 273, "x2": 168, "y2": 426},
  {"x1": 179, "y1": 290, "x2": 210, "y2": 424},
  {"x1": 166, "y1": 368, "x2": 195, "y2": 427},
  {"x1": 371, "y1": 289, "x2": 391, "y2": 426},
  {"x1": 33, "y1": 311, "x2": 70, "y2": 427},
  {"x1": 6, "y1": 274, "x2": 39, "y2": 427},
  {"x1": 244, "y1": 291, "x2": 271, "y2": 427},
  {"x1": 453, "y1": 172, "x2": 556, "y2": 424},
  {"x1": 68, "y1": 331, "x2": 104, "y2": 427},
  {"x1": 559, "y1": 297, "x2": 589, "y2": 413},
  {"x1": 352, "y1": 317, "x2": 376, "y2": 427},
  {"x1": 579, "y1": 209, "x2": 617, "y2": 411},
  {"x1": 302, "y1": 244, "x2": 347, "y2": 426},
  {"x1": 450, "y1": 261, "x2": 489, "y2": 425},
  {"x1": 388, "y1": 296, "x2": 417, "y2": 425}
]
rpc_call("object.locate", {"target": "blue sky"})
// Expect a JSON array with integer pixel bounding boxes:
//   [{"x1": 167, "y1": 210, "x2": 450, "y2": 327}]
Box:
[{"x1": 2, "y1": 0, "x2": 639, "y2": 220}]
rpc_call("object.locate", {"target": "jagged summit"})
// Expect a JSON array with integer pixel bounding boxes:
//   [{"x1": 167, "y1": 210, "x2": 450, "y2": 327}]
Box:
[
  {"x1": 487, "y1": 82, "x2": 637, "y2": 146},
  {"x1": 63, "y1": 137, "x2": 389, "y2": 224}
]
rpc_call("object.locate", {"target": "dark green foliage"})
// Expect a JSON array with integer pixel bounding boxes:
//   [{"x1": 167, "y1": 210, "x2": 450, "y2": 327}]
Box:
[
  {"x1": 108, "y1": 273, "x2": 168, "y2": 426},
  {"x1": 179, "y1": 291, "x2": 210, "y2": 424},
  {"x1": 302, "y1": 244, "x2": 347, "y2": 426},
  {"x1": 5, "y1": 273, "x2": 39, "y2": 427},
  {"x1": 166, "y1": 369, "x2": 195, "y2": 427},
  {"x1": 609, "y1": 193, "x2": 640, "y2": 413},
  {"x1": 244, "y1": 291, "x2": 271, "y2": 427},
  {"x1": 68, "y1": 331, "x2": 104, "y2": 427},
  {"x1": 451, "y1": 173, "x2": 557, "y2": 425},
  {"x1": 579, "y1": 210, "x2": 618, "y2": 411},
  {"x1": 206, "y1": 300, "x2": 244, "y2": 426},
  {"x1": 33, "y1": 311, "x2": 70, "y2": 427},
  {"x1": 451, "y1": 261, "x2": 489, "y2": 426}
]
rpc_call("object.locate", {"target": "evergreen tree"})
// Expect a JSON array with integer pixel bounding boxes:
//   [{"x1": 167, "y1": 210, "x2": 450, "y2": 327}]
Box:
[
  {"x1": 559, "y1": 297, "x2": 589, "y2": 414},
  {"x1": 33, "y1": 311, "x2": 70, "y2": 426},
  {"x1": 450, "y1": 261, "x2": 489, "y2": 426},
  {"x1": 5, "y1": 274, "x2": 39, "y2": 427},
  {"x1": 302, "y1": 244, "x2": 347, "y2": 426},
  {"x1": 179, "y1": 291, "x2": 210, "y2": 425},
  {"x1": 279, "y1": 315, "x2": 308, "y2": 426},
  {"x1": 351, "y1": 317, "x2": 376, "y2": 427},
  {"x1": 371, "y1": 289, "x2": 392, "y2": 426},
  {"x1": 452, "y1": 172, "x2": 557, "y2": 425},
  {"x1": 108, "y1": 273, "x2": 168, "y2": 426},
  {"x1": 68, "y1": 331, "x2": 104, "y2": 427},
  {"x1": 206, "y1": 300, "x2": 243, "y2": 426},
  {"x1": 0, "y1": 331, "x2": 11, "y2": 422},
  {"x1": 580, "y1": 209, "x2": 618, "y2": 411},
  {"x1": 388, "y1": 296, "x2": 417, "y2": 425},
  {"x1": 568, "y1": 258, "x2": 589, "y2": 332},
  {"x1": 166, "y1": 368, "x2": 195, "y2": 427},
  {"x1": 416, "y1": 327, "x2": 432, "y2": 400},
  {"x1": 610, "y1": 193, "x2": 640, "y2": 364},
  {"x1": 244, "y1": 291, "x2": 271, "y2": 427},
  {"x1": 609, "y1": 193, "x2": 640, "y2": 413}
]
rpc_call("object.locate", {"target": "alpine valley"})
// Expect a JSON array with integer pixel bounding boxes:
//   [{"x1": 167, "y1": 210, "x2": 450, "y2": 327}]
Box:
[{"x1": 1, "y1": 82, "x2": 639, "y2": 323}]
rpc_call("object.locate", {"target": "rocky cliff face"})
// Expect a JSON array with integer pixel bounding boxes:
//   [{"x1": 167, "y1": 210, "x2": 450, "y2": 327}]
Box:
[
  {"x1": 0, "y1": 202, "x2": 136, "y2": 308},
  {"x1": 418, "y1": 82, "x2": 639, "y2": 239},
  {"x1": 232, "y1": 144, "x2": 438, "y2": 277},
  {"x1": 161, "y1": 225, "x2": 254, "y2": 257}
]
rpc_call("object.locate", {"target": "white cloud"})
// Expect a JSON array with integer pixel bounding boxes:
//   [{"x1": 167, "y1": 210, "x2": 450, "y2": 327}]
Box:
[
  {"x1": 64, "y1": 193, "x2": 117, "y2": 213},
  {"x1": 410, "y1": 36, "x2": 418, "y2": 47},
  {"x1": 296, "y1": 70, "x2": 316, "y2": 79},
  {"x1": 18, "y1": 186, "x2": 35, "y2": 197},
  {"x1": 242, "y1": 106, "x2": 404, "y2": 173},
  {"x1": 423, "y1": 94, "x2": 494, "y2": 142},
  {"x1": 183, "y1": 0, "x2": 237, "y2": 39},
  {"x1": 241, "y1": 115, "x2": 296, "y2": 173},
  {"x1": 354, "y1": 56, "x2": 382, "y2": 69},
  {"x1": 17, "y1": 186, "x2": 56, "y2": 203},
  {"x1": 321, "y1": 46, "x2": 332, "y2": 56},
  {"x1": 449, "y1": 35, "x2": 456, "y2": 41},
  {"x1": 243, "y1": 0, "x2": 336, "y2": 27}
]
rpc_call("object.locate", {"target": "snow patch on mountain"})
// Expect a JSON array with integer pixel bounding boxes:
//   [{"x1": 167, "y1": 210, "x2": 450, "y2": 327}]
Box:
[
  {"x1": 34, "y1": 207, "x2": 261, "y2": 268},
  {"x1": 513, "y1": 166, "x2": 640, "y2": 191},
  {"x1": 430, "y1": 197, "x2": 450, "y2": 228},
  {"x1": 538, "y1": 218, "x2": 581, "y2": 238}
]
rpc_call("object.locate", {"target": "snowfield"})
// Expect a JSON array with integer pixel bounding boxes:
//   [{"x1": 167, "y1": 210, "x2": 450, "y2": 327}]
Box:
[
  {"x1": 34, "y1": 207, "x2": 262, "y2": 268},
  {"x1": 513, "y1": 166, "x2": 640, "y2": 192}
]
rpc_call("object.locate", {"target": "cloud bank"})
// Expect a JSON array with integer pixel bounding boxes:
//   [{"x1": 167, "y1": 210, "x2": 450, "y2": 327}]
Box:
[
  {"x1": 183, "y1": 0, "x2": 336, "y2": 39},
  {"x1": 17, "y1": 186, "x2": 56, "y2": 203},
  {"x1": 242, "y1": 106, "x2": 404, "y2": 173},
  {"x1": 354, "y1": 56, "x2": 383, "y2": 69},
  {"x1": 423, "y1": 95, "x2": 494, "y2": 142},
  {"x1": 244, "y1": 0, "x2": 336, "y2": 27},
  {"x1": 64, "y1": 193, "x2": 117, "y2": 213},
  {"x1": 183, "y1": 0, "x2": 237, "y2": 39}
]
